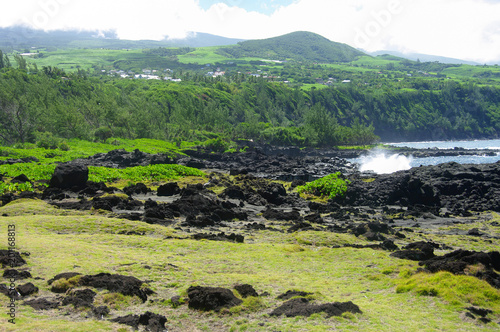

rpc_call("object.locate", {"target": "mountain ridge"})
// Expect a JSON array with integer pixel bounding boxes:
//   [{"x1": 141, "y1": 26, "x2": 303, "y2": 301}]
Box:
[
  {"x1": 217, "y1": 31, "x2": 366, "y2": 63},
  {"x1": 0, "y1": 26, "x2": 245, "y2": 50}
]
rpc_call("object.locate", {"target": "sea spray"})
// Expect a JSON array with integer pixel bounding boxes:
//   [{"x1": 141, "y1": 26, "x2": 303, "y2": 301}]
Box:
[{"x1": 358, "y1": 150, "x2": 413, "y2": 174}]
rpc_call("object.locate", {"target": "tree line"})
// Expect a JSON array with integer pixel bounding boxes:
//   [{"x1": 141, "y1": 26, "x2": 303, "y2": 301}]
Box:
[{"x1": 1, "y1": 65, "x2": 499, "y2": 148}]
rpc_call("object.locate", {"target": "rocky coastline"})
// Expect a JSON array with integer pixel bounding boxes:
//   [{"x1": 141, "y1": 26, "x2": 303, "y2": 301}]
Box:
[{"x1": 2, "y1": 144, "x2": 500, "y2": 330}]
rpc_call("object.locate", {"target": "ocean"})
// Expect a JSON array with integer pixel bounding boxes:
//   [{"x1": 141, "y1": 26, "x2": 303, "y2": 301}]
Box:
[{"x1": 351, "y1": 139, "x2": 500, "y2": 174}]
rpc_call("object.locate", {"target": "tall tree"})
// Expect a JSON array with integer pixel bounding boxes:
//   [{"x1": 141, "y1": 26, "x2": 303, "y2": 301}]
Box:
[{"x1": 14, "y1": 54, "x2": 27, "y2": 70}]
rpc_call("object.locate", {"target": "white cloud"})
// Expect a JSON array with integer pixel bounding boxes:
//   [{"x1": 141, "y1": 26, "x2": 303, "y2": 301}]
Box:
[{"x1": 0, "y1": 0, "x2": 499, "y2": 63}]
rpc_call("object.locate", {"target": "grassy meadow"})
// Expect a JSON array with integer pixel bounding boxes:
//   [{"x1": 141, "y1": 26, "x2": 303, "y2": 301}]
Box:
[{"x1": 0, "y1": 179, "x2": 499, "y2": 331}]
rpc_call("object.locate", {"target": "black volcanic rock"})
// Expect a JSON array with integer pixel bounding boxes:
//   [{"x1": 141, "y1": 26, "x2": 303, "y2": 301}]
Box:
[
  {"x1": 0, "y1": 250, "x2": 27, "y2": 268},
  {"x1": 49, "y1": 163, "x2": 89, "y2": 189},
  {"x1": 23, "y1": 298, "x2": 60, "y2": 310},
  {"x1": 111, "y1": 311, "x2": 167, "y2": 332},
  {"x1": 157, "y1": 182, "x2": 180, "y2": 196},
  {"x1": 187, "y1": 286, "x2": 242, "y2": 311},
  {"x1": 16, "y1": 282, "x2": 38, "y2": 297},
  {"x1": 62, "y1": 288, "x2": 96, "y2": 308},
  {"x1": 270, "y1": 297, "x2": 362, "y2": 318},
  {"x1": 78, "y1": 273, "x2": 151, "y2": 302},
  {"x1": 234, "y1": 284, "x2": 258, "y2": 298},
  {"x1": 3, "y1": 269, "x2": 32, "y2": 280},
  {"x1": 339, "y1": 162, "x2": 500, "y2": 214}
]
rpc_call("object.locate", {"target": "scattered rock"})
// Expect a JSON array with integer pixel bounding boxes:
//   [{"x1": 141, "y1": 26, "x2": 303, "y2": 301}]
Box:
[
  {"x1": 111, "y1": 311, "x2": 167, "y2": 332},
  {"x1": 61, "y1": 289, "x2": 96, "y2": 308},
  {"x1": 123, "y1": 183, "x2": 150, "y2": 196},
  {"x1": 234, "y1": 284, "x2": 258, "y2": 298},
  {"x1": 466, "y1": 306, "x2": 493, "y2": 318},
  {"x1": 0, "y1": 250, "x2": 27, "y2": 268},
  {"x1": 187, "y1": 286, "x2": 243, "y2": 311},
  {"x1": 157, "y1": 182, "x2": 181, "y2": 196},
  {"x1": 78, "y1": 273, "x2": 151, "y2": 302},
  {"x1": 170, "y1": 295, "x2": 184, "y2": 308},
  {"x1": 420, "y1": 250, "x2": 500, "y2": 288},
  {"x1": 47, "y1": 272, "x2": 82, "y2": 285},
  {"x1": 263, "y1": 208, "x2": 301, "y2": 221},
  {"x1": 11, "y1": 174, "x2": 30, "y2": 184},
  {"x1": 16, "y1": 282, "x2": 38, "y2": 297},
  {"x1": 138, "y1": 311, "x2": 168, "y2": 332},
  {"x1": 390, "y1": 241, "x2": 437, "y2": 261},
  {"x1": 277, "y1": 290, "x2": 313, "y2": 300},
  {"x1": 23, "y1": 298, "x2": 59, "y2": 310},
  {"x1": 92, "y1": 305, "x2": 110, "y2": 319},
  {"x1": 270, "y1": 297, "x2": 362, "y2": 318},
  {"x1": 192, "y1": 232, "x2": 244, "y2": 243},
  {"x1": 3, "y1": 269, "x2": 32, "y2": 280},
  {"x1": 287, "y1": 222, "x2": 314, "y2": 233}
]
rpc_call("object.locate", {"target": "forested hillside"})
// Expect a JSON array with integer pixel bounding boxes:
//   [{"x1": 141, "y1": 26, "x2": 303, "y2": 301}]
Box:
[
  {"x1": 217, "y1": 31, "x2": 364, "y2": 63},
  {"x1": 1, "y1": 65, "x2": 500, "y2": 147}
]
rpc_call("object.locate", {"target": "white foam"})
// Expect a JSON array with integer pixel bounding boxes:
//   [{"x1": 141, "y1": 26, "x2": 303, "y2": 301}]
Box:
[{"x1": 359, "y1": 151, "x2": 413, "y2": 174}]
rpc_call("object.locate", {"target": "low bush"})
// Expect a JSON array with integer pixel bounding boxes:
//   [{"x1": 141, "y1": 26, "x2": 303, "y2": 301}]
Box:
[{"x1": 297, "y1": 172, "x2": 350, "y2": 199}]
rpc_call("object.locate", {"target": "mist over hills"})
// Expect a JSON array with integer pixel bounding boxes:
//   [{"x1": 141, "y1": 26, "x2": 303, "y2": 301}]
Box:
[
  {"x1": 0, "y1": 26, "x2": 245, "y2": 50},
  {"x1": 0, "y1": 26, "x2": 487, "y2": 65},
  {"x1": 370, "y1": 50, "x2": 481, "y2": 66}
]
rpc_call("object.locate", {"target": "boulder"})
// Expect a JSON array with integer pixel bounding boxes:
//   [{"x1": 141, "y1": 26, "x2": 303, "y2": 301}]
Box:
[
  {"x1": 157, "y1": 182, "x2": 180, "y2": 196},
  {"x1": 16, "y1": 282, "x2": 38, "y2": 297},
  {"x1": 187, "y1": 286, "x2": 242, "y2": 311},
  {"x1": 234, "y1": 284, "x2": 259, "y2": 298},
  {"x1": 49, "y1": 163, "x2": 89, "y2": 189}
]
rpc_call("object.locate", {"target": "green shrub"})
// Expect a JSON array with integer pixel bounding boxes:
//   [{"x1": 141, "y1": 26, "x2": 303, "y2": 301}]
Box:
[
  {"x1": 204, "y1": 137, "x2": 229, "y2": 152},
  {"x1": 0, "y1": 182, "x2": 34, "y2": 195},
  {"x1": 297, "y1": 172, "x2": 350, "y2": 199},
  {"x1": 94, "y1": 127, "x2": 113, "y2": 142},
  {"x1": 36, "y1": 131, "x2": 60, "y2": 149},
  {"x1": 58, "y1": 141, "x2": 70, "y2": 151}
]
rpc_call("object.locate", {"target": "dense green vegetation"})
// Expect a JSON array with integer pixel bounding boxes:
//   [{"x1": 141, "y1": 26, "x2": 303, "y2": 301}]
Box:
[
  {"x1": 2, "y1": 63, "x2": 500, "y2": 146},
  {"x1": 0, "y1": 67, "x2": 379, "y2": 146},
  {"x1": 1, "y1": 29, "x2": 500, "y2": 147}
]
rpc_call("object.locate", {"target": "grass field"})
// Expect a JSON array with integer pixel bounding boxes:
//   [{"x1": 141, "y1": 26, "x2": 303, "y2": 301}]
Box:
[{"x1": 1, "y1": 199, "x2": 499, "y2": 331}]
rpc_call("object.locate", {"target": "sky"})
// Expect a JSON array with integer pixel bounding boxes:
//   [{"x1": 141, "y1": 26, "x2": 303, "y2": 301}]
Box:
[{"x1": 1, "y1": 0, "x2": 500, "y2": 63}]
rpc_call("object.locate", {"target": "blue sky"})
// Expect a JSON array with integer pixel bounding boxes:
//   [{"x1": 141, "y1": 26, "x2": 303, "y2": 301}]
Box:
[
  {"x1": 1, "y1": 0, "x2": 500, "y2": 63},
  {"x1": 198, "y1": 0, "x2": 297, "y2": 15}
]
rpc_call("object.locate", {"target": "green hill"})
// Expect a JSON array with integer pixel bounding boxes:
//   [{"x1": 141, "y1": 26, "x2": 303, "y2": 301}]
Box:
[{"x1": 217, "y1": 31, "x2": 365, "y2": 63}]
